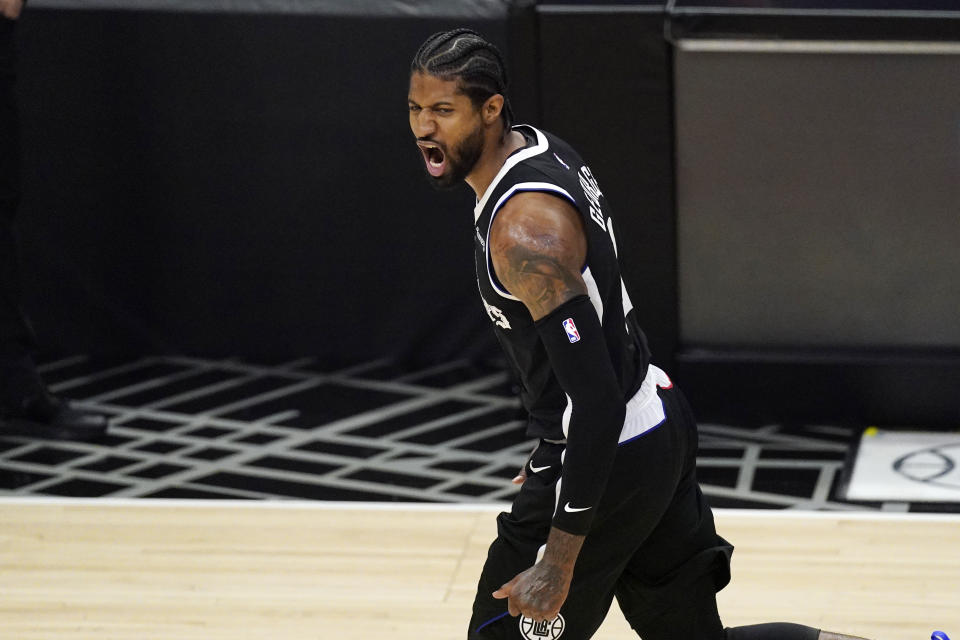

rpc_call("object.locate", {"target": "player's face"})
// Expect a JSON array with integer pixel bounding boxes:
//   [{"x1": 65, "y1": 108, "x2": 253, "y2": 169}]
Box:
[{"x1": 408, "y1": 71, "x2": 486, "y2": 189}]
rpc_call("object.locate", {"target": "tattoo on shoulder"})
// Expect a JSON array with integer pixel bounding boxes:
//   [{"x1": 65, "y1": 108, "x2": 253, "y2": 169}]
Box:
[{"x1": 499, "y1": 243, "x2": 586, "y2": 319}]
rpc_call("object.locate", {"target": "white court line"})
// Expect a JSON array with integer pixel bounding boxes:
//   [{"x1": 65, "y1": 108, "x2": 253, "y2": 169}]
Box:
[
  {"x1": 697, "y1": 458, "x2": 841, "y2": 469},
  {"x1": 703, "y1": 483, "x2": 867, "y2": 511},
  {"x1": 1, "y1": 497, "x2": 959, "y2": 522},
  {"x1": 359, "y1": 404, "x2": 504, "y2": 444},
  {"x1": 811, "y1": 465, "x2": 839, "y2": 506},
  {"x1": 158, "y1": 356, "x2": 339, "y2": 380},
  {"x1": 882, "y1": 502, "x2": 911, "y2": 513},
  {"x1": 243, "y1": 409, "x2": 301, "y2": 425},
  {"x1": 394, "y1": 359, "x2": 470, "y2": 383},
  {"x1": 84, "y1": 369, "x2": 525, "y2": 499},
  {"x1": 699, "y1": 423, "x2": 849, "y2": 451},
  {"x1": 81, "y1": 365, "x2": 212, "y2": 402},
  {"x1": 736, "y1": 444, "x2": 761, "y2": 492},
  {"x1": 49, "y1": 357, "x2": 159, "y2": 393},
  {"x1": 331, "y1": 358, "x2": 393, "y2": 377},
  {"x1": 36, "y1": 355, "x2": 88, "y2": 374}
]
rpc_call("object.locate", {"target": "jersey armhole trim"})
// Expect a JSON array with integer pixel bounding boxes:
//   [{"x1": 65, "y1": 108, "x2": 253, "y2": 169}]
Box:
[{"x1": 474, "y1": 124, "x2": 548, "y2": 222}]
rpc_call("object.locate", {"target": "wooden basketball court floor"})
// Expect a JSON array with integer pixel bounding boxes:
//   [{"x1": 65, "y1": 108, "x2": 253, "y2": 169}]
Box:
[{"x1": 1, "y1": 499, "x2": 957, "y2": 640}]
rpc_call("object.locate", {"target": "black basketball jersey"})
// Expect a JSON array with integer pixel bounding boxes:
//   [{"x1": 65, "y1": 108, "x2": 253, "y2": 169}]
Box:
[{"x1": 473, "y1": 125, "x2": 651, "y2": 441}]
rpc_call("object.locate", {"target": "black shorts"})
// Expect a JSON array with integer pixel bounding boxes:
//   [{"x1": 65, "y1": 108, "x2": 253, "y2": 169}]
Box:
[{"x1": 468, "y1": 384, "x2": 734, "y2": 640}]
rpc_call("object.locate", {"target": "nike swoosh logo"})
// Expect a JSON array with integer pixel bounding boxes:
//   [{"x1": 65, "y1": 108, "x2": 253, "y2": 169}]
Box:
[
  {"x1": 564, "y1": 502, "x2": 592, "y2": 513},
  {"x1": 529, "y1": 463, "x2": 551, "y2": 474}
]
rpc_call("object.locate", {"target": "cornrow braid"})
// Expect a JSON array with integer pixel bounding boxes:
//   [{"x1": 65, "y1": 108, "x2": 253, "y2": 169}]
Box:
[{"x1": 411, "y1": 28, "x2": 514, "y2": 132}]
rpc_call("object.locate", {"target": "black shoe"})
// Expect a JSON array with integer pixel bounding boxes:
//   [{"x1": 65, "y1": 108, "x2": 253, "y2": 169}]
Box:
[{"x1": 0, "y1": 389, "x2": 109, "y2": 441}]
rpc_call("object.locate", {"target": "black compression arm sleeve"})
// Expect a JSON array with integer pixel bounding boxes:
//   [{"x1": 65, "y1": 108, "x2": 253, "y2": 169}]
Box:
[{"x1": 535, "y1": 294, "x2": 626, "y2": 535}]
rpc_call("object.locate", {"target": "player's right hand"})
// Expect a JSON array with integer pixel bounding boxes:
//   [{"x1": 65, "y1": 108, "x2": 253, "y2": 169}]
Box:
[{"x1": 492, "y1": 560, "x2": 571, "y2": 622}]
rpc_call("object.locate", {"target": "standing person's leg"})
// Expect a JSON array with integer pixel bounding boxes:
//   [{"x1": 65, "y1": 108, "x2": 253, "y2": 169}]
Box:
[
  {"x1": 0, "y1": 14, "x2": 40, "y2": 400},
  {"x1": 0, "y1": 14, "x2": 107, "y2": 440}
]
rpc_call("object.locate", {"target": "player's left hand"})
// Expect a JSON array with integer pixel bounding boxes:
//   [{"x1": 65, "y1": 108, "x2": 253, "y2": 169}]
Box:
[
  {"x1": 513, "y1": 442, "x2": 539, "y2": 485},
  {"x1": 512, "y1": 462, "x2": 528, "y2": 485},
  {"x1": 492, "y1": 561, "x2": 572, "y2": 622}
]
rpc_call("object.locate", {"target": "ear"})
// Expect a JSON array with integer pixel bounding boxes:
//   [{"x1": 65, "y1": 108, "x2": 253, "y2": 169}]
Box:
[{"x1": 482, "y1": 94, "x2": 505, "y2": 125}]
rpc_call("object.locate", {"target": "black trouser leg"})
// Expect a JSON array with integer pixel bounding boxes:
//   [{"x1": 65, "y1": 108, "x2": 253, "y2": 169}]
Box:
[
  {"x1": 1, "y1": 17, "x2": 42, "y2": 404},
  {"x1": 1, "y1": 17, "x2": 31, "y2": 347}
]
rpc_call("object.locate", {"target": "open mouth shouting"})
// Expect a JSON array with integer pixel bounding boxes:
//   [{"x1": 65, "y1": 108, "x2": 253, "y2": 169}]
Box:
[{"x1": 417, "y1": 140, "x2": 447, "y2": 177}]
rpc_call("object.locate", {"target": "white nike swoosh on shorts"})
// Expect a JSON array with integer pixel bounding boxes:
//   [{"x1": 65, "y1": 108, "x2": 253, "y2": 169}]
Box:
[
  {"x1": 563, "y1": 502, "x2": 592, "y2": 513},
  {"x1": 529, "y1": 463, "x2": 551, "y2": 474}
]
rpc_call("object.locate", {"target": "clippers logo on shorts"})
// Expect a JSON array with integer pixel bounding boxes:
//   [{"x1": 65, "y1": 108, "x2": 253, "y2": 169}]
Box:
[
  {"x1": 562, "y1": 318, "x2": 580, "y2": 343},
  {"x1": 520, "y1": 614, "x2": 565, "y2": 639}
]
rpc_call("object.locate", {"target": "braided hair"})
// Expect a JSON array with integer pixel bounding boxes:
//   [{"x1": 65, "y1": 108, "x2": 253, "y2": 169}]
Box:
[{"x1": 411, "y1": 28, "x2": 514, "y2": 132}]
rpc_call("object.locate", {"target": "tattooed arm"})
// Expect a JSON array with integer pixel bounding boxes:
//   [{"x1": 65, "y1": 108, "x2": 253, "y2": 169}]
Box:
[
  {"x1": 492, "y1": 526, "x2": 584, "y2": 621},
  {"x1": 488, "y1": 191, "x2": 619, "y2": 622},
  {"x1": 487, "y1": 191, "x2": 588, "y2": 321}
]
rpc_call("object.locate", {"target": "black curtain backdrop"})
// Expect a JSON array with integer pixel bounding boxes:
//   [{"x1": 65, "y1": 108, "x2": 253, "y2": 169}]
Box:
[
  {"x1": 537, "y1": 3, "x2": 677, "y2": 372},
  {"x1": 15, "y1": 4, "x2": 534, "y2": 364}
]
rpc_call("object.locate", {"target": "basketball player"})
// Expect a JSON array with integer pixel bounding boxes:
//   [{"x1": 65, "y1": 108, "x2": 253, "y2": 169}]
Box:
[{"x1": 408, "y1": 29, "x2": 873, "y2": 640}]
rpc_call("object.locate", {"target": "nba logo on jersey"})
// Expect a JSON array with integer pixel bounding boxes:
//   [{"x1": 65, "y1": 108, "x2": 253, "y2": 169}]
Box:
[{"x1": 562, "y1": 318, "x2": 580, "y2": 343}]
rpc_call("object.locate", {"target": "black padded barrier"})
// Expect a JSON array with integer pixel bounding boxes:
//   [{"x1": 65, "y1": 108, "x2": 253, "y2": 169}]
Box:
[{"x1": 12, "y1": 0, "x2": 960, "y2": 427}]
